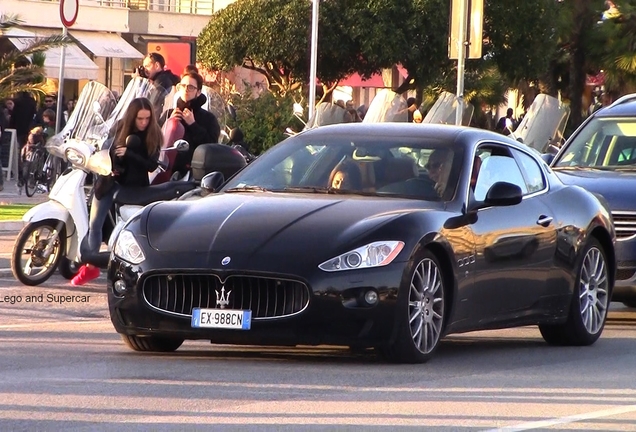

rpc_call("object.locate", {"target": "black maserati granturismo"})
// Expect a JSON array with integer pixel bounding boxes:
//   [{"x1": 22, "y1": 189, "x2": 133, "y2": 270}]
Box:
[{"x1": 108, "y1": 123, "x2": 615, "y2": 363}]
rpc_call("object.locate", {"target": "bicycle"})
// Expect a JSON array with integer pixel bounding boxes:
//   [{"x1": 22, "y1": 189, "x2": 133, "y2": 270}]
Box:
[{"x1": 23, "y1": 145, "x2": 63, "y2": 197}]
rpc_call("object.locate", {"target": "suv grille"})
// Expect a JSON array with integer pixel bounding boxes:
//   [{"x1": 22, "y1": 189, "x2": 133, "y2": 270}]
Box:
[
  {"x1": 142, "y1": 274, "x2": 310, "y2": 319},
  {"x1": 612, "y1": 211, "x2": 636, "y2": 240}
]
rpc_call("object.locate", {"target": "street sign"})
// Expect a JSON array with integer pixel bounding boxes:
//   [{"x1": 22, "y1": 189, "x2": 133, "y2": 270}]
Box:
[
  {"x1": 449, "y1": 0, "x2": 484, "y2": 60},
  {"x1": 60, "y1": 0, "x2": 79, "y2": 28}
]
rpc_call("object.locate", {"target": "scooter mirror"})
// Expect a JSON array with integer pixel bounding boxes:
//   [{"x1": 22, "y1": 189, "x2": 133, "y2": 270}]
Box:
[
  {"x1": 293, "y1": 103, "x2": 304, "y2": 117},
  {"x1": 173, "y1": 139, "x2": 190, "y2": 151},
  {"x1": 201, "y1": 171, "x2": 224, "y2": 196}
]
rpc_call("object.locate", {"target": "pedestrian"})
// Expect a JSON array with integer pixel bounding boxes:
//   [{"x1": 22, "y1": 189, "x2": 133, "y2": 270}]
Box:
[
  {"x1": 159, "y1": 71, "x2": 220, "y2": 176},
  {"x1": 71, "y1": 97, "x2": 162, "y2": 286},
  {"x1": 137, "y1": 52, "x2": 180, "y2": 114}
]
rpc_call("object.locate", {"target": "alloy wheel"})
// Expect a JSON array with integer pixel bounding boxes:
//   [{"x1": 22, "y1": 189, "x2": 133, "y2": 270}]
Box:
[
  {"x1": 579, "y1": 246, "x2": 609, "y2": 335},
  {"x1": 408, "y1": 258, "x2": 444, "y2": 354}
]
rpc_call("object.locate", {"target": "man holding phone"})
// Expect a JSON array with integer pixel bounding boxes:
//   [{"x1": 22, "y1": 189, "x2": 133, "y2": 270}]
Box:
[{"x1": 135, "y1": 52, "x2": 180, "y2": 113}]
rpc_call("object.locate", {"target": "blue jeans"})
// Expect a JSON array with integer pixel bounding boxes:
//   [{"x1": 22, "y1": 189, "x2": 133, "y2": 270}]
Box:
[{"x1": 85, "y1": 183, "x2": 119, "y2": 257}]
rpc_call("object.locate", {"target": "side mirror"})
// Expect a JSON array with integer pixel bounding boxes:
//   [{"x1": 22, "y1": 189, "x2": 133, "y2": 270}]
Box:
[
  {"x1": 484, "y1": 182, "x2": 523, "y2": 207},
  {"x1": 173, "y1": 139, "x2": 189, "y2": 151},
  {"x1": 201, "y1": 171, "x2": 224, "y2": 196},
  {"x1": 541, "y1": 153, "x2": 555, "y2": 165}
]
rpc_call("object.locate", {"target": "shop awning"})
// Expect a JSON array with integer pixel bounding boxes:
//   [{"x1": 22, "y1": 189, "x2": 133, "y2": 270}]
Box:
[
  {"x1": 70, "y1": 31, "x2": 144, "y2": 59},
  {"x1": 4, "y1": 28, "x2": 99, "y2": 80}
]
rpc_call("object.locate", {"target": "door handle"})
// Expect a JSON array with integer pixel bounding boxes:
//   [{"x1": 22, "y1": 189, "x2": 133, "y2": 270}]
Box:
[{"x1": 536, "y1": 215, "x2": 553, "y2": 227}]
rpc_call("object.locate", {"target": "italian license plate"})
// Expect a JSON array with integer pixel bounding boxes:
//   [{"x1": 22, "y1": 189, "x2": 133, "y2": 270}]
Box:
[{"x1": 191, "y1": 308, "x2": 252, "y2": 330}]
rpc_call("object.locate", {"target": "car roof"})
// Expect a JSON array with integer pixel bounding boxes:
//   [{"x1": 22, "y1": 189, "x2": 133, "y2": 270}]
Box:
[
  {"x1": 300, "y1": 122, "x2": 519, "y2": 147},
  {"x1": 594, "y1": 94, "x2": 636, "y2": 117}
]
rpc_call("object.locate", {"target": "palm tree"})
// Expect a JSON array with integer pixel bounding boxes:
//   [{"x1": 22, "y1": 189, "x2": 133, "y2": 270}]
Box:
[{"x1": 0, "y1": 13, "x2": 70, "y2": 101}]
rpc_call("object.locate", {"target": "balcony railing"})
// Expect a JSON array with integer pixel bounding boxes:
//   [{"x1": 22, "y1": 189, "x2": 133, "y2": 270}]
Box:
[{"x1": 127, "y1": 0, "x2": 214, "y2": 14}]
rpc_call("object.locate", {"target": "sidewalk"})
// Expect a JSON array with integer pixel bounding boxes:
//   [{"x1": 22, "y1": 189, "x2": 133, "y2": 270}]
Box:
[{"x1": 0, "y1": 178, "x2": 49, "y2": 231}]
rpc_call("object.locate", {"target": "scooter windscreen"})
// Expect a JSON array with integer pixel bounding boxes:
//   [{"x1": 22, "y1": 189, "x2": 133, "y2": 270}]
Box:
[
  {"x1": 46, "y1": 81, "x2": 117, "y2": 159},
  {"x1": 101, "y1": 77, "x2": 170, "y2": 150},
  {"x1": 422, "y1": 91, "x2": 474, "y2": 126},
  {"x1": 362, "y1": 89, "x2": 408, "y2": 123}
]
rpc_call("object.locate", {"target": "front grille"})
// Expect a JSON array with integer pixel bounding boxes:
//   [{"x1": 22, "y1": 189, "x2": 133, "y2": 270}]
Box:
[
  {"x1": 612, "y1": 211, "x2": 636, "y2": 240},
  {"x1": 142, "y1": 274, "x2": 310, "y2": 319}
]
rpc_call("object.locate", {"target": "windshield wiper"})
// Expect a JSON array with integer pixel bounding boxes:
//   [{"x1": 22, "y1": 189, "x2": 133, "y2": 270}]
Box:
[
  {"x1": 225, "y1": 185, "x2": 269, "y2": 193},
  {"x1": 280, "y1": 186, "x2": 335, "y2": 194},
  {"x1": 279, "y1": 186, "x2": 379, "y2": 196}
]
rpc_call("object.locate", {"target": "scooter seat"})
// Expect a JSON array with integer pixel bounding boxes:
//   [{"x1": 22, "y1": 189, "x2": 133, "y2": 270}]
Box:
[{"x1": 113, "y1": 181, "x2": 197, "y2": 206}]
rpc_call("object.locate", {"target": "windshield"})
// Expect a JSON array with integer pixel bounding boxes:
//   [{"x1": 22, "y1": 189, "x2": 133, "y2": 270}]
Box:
[
  {"x1": 46, "y1": 81, "x2": 117, "y2": 158},
  {"x1": 423, "y1": 91, "x2": 474, "y2": 126},
  {"x1": 553, "y1": 117, "x2": 636, "y2": 169},
  {"x1": 515, "y1": 94, "x2": 570, "y2": 153},
  {"x1": 362, "y1": 89, "x2": 408, "y2": 123},
  {"x1": 221, "y1": 133, "x2": 462, "y2": 201}
]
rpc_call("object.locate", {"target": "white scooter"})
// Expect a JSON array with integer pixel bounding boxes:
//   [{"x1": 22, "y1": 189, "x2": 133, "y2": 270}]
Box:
[{"x1": 11, "y1": 82, "x2": 195, "y2": 286}]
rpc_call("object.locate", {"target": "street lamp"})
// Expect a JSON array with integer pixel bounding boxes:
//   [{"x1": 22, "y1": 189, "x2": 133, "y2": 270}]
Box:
[{"x1": 308, "y1": 0, "x2": 319, "y2": 120}]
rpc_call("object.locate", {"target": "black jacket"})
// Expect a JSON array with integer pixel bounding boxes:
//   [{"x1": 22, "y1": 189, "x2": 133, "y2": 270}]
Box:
[
  {"x1": 160, "y1": 94, "x2": 221, "y2": 174},
  {"x1": 110, "y1": 130, "x2": 159, "y2": 187},
  {"x1": 150, "y1": 69, "x2": 180, "y2": 114}
]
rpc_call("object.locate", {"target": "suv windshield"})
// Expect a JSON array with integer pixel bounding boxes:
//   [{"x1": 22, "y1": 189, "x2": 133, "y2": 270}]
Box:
[{"x1": 554, "y1": 117, "x2": 636, "y2": 169}]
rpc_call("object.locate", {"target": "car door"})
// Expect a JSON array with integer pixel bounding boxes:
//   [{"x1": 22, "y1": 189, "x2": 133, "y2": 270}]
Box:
[{"x1": 467, "y1": 144, "x2": 557, "y2": 321}]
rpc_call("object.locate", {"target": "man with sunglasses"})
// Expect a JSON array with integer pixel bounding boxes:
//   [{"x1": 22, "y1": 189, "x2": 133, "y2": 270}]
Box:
[
  {"x1": 426, "y1": 148, "x2": 451, "y2": 197},
  {"x1": 159, "y1": 71, "x2": 221, "y2": 176}
]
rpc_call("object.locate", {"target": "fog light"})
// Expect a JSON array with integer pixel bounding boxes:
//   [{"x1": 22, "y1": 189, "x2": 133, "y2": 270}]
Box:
[
  {"x1": 113, "y1": 279, "x2": 127, "y2": 295},
  {"x1": 364, "y1": 290, "x2": 378, "y2": 305}
]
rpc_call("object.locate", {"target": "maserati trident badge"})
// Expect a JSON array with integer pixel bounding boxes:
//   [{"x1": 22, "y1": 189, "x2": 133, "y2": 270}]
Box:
[
  {"x1": 216, "y1": 286, "x2": 231, "y2": 309},
  {"x1": 221, "y1": 256, "x2": 231, "y2": 266}
]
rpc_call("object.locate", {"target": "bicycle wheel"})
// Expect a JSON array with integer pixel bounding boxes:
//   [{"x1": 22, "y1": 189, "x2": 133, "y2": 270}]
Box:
[
  {"x1": 24, "y1": 170, "x2": 37, "y2": 197},
  {"x1": 45, "y1": 155, "x2": 62, "y2": 191}
]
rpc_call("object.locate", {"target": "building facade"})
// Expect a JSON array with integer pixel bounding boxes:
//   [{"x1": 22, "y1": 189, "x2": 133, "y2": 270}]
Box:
[{"x1": 1, "y1": 0, "x2": 236, "y2": 100}]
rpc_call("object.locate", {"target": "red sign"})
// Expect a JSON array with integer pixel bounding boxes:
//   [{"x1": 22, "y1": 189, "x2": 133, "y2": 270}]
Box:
[
  {"x1": 60, "y1": 0, "x2": 79, "y2": 28},
  {"x1": 147, "y1": 42, "x2": 193, "y2": 77}
]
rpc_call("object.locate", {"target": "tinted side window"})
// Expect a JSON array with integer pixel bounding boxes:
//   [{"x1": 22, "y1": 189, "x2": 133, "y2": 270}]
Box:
[
  {"x1": 474, "y1": 149, "x2": 528, "y2": 201},
  {"x1": 513, "y1": 150, "x2": 546, "y2": 193}
]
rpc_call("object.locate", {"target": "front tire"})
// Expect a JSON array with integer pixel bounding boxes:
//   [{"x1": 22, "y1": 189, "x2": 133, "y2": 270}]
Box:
[
  {"x1": 121, "y1": 335, "x2": 184, "y2": 352},
  {"x1": 11, "y1": 220, "x2": 65, "y2": 286},
  {"x1": 382, "y1": 250, "x2": 445, "y2": 363},
  {"x1": 539, "y1": 238, "x2": 610, "y2": 346}
]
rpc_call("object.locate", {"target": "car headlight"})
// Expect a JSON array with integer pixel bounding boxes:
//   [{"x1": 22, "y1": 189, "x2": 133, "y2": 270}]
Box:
[
  {"x1": 113, "y1": 230, "x2": 145, "y2": 264},
  {"x1": 318, "y1": 241, "x2": 405, "y2": 272}
]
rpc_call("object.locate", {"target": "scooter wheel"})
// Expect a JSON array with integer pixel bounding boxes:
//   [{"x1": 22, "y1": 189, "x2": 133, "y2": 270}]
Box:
[
  {"x1": 59, "y1": 257, "x2": 80, "y2": 280},
  {"x1": 11, "y1": 220, "x2": 65, "y2": 286}
]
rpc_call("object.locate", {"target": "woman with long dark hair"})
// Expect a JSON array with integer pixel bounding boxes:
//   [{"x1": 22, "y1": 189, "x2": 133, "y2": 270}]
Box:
[{"x1": 72, "y1": 97, "x2": 163, "y2": 285}]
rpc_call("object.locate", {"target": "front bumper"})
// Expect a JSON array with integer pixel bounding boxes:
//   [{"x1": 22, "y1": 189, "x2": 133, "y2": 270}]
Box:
[
  {"x1": 612, "y1": 238, "x2": 636, "y2": 302},
  {"x1": 107, "y1": 255, "x2": 406, "y2": 347}
]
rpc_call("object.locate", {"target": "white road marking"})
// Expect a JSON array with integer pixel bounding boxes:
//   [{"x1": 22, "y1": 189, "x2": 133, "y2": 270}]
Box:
[
  {"x1": 0, "y1": 320, "x2": 104, "y2": 329},
  {"x1": 487, "y1": 404, "x2": 636, "y2": 431}
]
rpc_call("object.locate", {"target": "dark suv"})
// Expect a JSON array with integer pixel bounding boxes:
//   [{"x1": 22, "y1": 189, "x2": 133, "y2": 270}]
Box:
[{"x1": 548, "y1": 94, "x2": 636, "y2": 307}]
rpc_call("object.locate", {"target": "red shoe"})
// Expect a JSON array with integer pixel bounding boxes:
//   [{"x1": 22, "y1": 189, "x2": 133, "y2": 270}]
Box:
[{"x1": 70, "y1": 265, "x2": 101, "y2": 286}]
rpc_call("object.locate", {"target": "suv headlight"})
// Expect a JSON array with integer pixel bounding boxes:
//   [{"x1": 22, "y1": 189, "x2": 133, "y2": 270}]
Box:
[
  {"x1": 319, "y1": 241, "x2": 404, "y2": 272},
  {"x1": 114, "y1": 230, "x2": 145, "y2": 264}
]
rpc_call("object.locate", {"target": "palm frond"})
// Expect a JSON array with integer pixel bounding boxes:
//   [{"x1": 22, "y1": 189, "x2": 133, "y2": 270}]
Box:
[{"x1": 0, "y1": 13, "x2": 23, "y2": 30}]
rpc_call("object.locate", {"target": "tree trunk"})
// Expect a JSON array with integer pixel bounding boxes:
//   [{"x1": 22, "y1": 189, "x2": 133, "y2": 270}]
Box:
[{"x1": 569, "y1": 0, "x2": 593, "y2": 129}]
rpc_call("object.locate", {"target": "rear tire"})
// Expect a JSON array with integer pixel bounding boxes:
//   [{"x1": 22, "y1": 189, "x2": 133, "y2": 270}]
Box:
[
  {"x1": 539, "y1": 238, "x2": 610, "y2": 346},
  {"x1": 121, "y1": 335, "x2": 184, "y2": 352},
  {"x1": 381, "y1": 249, "x2": 445, "y2": 363},
  {"x1": 11, "y1": 220, "x2": 65, "y2": 286}
]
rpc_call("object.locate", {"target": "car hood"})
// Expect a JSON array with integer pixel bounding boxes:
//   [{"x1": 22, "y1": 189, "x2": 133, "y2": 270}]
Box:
[
  {"x1": 144, "y1": 193, "x2": 429, "y2": 258},
  {"x1": 553, "y1": 168, "x2": 636, "y2": 209}
]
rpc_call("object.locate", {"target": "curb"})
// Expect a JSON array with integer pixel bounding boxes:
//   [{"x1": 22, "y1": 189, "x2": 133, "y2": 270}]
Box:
[{"x1": 0, "y1": 221, "x2": 25, "y2": 232}]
